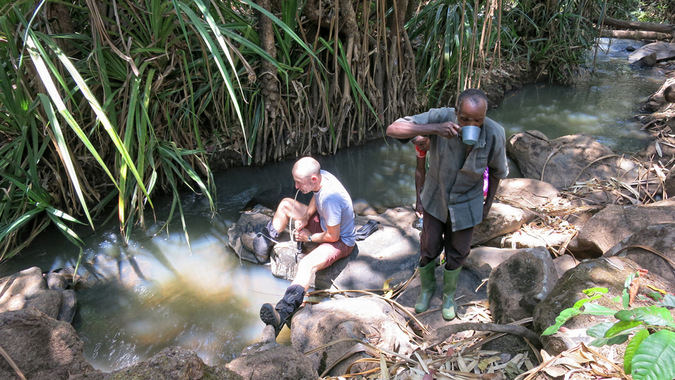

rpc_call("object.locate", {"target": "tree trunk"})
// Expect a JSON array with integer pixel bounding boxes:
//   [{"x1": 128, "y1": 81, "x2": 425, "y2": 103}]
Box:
[
  {"x1": 599, "y1": 29, "x2": 673, "y2": 41},
  {"x1": 255, "y1": 0, "x2": 281, "y2": 164},
  {"x1": 599, "y1": 17, "x2": 675, "y2": 37}
]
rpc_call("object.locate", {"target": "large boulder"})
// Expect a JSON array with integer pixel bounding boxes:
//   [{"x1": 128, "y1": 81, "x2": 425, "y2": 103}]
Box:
[
  {"x1": 568, "y1": 198, "x2": 675, "y2": 258},
  {"x1": 604, "y1": 222, "x2": 675, "y2": 284},
  {"x1": 507, "y1": 131, "x2": 640, "y2": 203},
  {"x1": 226, "y1": 343, "x2": 316, "y2": 380},
  {"x1": 0, "y1": 309, "x2": 100, "y2": 380},
  {"x1": 463, "y1": 246, "x2": 519, "y2": 280},
  {"x1": 487, "y1": 247, "x2": 559, "y2": 324},
  {"x1": 495, "y1": 178, "x2": 560, "y2": 209},
  {"x1": 628, "y1": 42, "x2": 675, "y2": 65},
  {"x1": 473, "y1": 202, "x2": 536, "y2": 245},
  {"x1": 0, "y1": 266, "x2": 76, "y2": 323},
  {"x1": 291, "y1": 296, "x2": 416, "y2": 377},
  {"x1": 107, "y1": 346, "x2": 241, "y2": 380},
  {"x1": 666, "y1": 167, "x2": 675, "y2": 197},
  {"x1": 532, "y1": 257, "x2": 675, "y2": 356}
]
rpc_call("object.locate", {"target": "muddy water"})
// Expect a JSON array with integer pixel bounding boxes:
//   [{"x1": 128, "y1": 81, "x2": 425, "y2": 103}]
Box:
[{"x1": 0, "y1": 38, "x2": 665, "y2": 371}]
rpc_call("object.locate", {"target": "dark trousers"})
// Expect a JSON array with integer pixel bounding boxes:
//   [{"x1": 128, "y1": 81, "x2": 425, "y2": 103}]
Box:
[{"x1": 419, "y1": 209, "x2": 474, "y2": 270}]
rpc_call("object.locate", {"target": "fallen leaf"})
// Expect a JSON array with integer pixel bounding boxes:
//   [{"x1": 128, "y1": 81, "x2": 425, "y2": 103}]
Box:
[
  {"x1": 629, "y1": 275, "x2": 640, "y2": 306},
  {"x1": 478, "y1": 356, "x2": 501, "y2": 371}
]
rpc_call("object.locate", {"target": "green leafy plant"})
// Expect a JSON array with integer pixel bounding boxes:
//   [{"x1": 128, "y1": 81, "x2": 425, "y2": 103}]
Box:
[{"x1": 542, "y1": 272, "x2": 675, "y2": 380}]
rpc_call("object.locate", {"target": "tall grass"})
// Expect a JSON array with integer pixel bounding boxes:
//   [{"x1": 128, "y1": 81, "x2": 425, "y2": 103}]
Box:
[
  {"x1": 0, "y1": 0, "x2": 277, "y2": 261},
  {"x1": 407, "y1": 0, "x2": 600, "y2": 107},
  {"x1": 0, "y1": 0, "x2": 379, "y2": 261}
]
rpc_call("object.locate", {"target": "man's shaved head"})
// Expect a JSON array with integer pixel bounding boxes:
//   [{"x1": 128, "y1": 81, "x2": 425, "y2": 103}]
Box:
[{"x1": 292, "y1": 157, "x2": 321, "y2": 180}]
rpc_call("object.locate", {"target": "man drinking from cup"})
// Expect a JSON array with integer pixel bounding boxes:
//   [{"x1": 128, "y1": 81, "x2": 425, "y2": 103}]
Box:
[{"x1": 386, "y1": 89, "x2": 509, "y2": 320}]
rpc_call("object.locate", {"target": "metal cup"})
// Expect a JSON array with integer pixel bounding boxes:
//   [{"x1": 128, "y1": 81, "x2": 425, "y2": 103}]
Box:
[{"x1": 461, "y1": 125, "x2": 480, "y2": 145}]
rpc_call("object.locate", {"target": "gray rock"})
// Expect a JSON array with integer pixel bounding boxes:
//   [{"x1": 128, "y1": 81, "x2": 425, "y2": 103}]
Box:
[
  {"x1": 488, "y1": 247, "x2": 559, "y2": 323},
  {"x1": 552, "y1": 254, "x2": 579, "y2": 278},
  {"x1": 507, "y1": 131, "x2": 640, "y2": 203},
  {"x1": 473, "y1": 202, "x2": 536, "y2": 245},
  {"x1": 0, "y1": 308, "x2": 100, "y2": 380},
  {"x1": 46, "y1": 271, "x2": 70, "y2": 290},
  {"x1": 1, "y1": 266, "x2": 61, "y2": 320},
  {"x1": 628, "y1": 42, "x2": 675, "y2": 64},
  {"x1": 604, "y1": 222, "x2": 675, "y2": 284},
  {"x1": 290, "y1": 296, "x2": 415, "y2": 377},
  {"x1": 568, "y1": 199, "x2": 675, "y2": 258},
  {"x1": 106, "y1": 346, "x2": 241, "y2": 380},
  {"x1": 532, "y1": 257, "x2": 675, "y2": 356},
  {"x1": 496, "y1": 178, "x2": 560, "y2": 209},
  {"x1": 58, "y1": 289, "x2": 77, "y2": 324},
  {"x1": 463, "y1": 246, "x2": 519, "y2": 280},
  {"x1": 227, "y1": 344, "x2": 315, "y2": 380}
]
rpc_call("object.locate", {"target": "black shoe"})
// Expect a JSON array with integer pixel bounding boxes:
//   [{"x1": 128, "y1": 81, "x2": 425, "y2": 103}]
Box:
[
  {"x1": 355, "y1": 219, "x2": 380, "y2": 241},
  {"x1": 260, "y1": 284, "x2": 305, "y2": 337},
  {"x1": 260, "y1": 303, "x2": 287, "y2": 337}
]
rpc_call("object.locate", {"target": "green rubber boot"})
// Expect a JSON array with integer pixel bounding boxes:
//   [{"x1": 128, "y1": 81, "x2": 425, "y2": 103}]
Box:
[
  {"x1": 442, "y1": 267, "x2": 461, "y2": 320},
  {"x1": 414, "y1": 262, "x2": 436, "y2": 313}
]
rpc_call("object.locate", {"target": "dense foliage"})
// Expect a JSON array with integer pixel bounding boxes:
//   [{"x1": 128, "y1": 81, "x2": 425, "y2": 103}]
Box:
[
  {"x1": 1, "y1": 0, "x2": 671, "y2": 261},
  {"x1": 543, "y1": 272, "x2": 675, "y2": 380}
]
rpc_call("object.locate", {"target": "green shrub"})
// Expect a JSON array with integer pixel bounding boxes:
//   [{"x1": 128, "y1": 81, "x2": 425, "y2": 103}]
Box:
[{"x1": 543, "y1": 272, "x2": 675, "y2": 380}]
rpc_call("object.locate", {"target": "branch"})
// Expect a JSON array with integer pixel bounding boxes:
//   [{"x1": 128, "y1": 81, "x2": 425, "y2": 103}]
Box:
[
  {"x1": 422, "y1": 322, "x2": 542, "y2": 350},
  {"x1": 600, "y1": 29, "x2": 673, "y2": 41},
  {"x1": 598, "y1": 17, "x2": 675, "y2": 35}
]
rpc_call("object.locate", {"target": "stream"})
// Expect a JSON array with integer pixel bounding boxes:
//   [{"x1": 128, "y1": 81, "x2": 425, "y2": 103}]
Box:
[{"x1": 0, "y1": 38, "x2": 666, "y2": 372}]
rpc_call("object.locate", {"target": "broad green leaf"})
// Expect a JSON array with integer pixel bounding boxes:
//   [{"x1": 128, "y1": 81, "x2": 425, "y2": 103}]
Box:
[
  {"x1": 657, "y1": 294, "x2": 675, "y2": 308},
  {"x1": 586, "y1": 322, "x2": 614, "y2": 338},
  {"x1": 0, "y1": 208, "x2": 42, "y2": 241},
  {"x1": 589, "y1": 334, "x2": 629, "y2": 347},
  {"x1": 624, "y1": 272, "x2": 638, "y2": 288},
  {"x1": 615, "y1": 306, "x2": 674, "y2": 326},
  {"x1": 624, "y1": 329, "x2": 650, "y2": 374},
  {"x1": 582, "y1": 303, "x2": 616, "y2": 315},
  {"x1": 573, "y1": 295, "x2": 600, "y2": 309},
  {"x1": 605, "y1": 320, "x2": 645, "y2": 338},
  {"x1": 631, "y1": 330, "x2": 675, "y2": 380},
  {"x1": 622, "y1": 288, "x2": 630, "y2": 309},
  {"x1": 582, "y1": 287, "x2": 609, "y2": 296},
  {"x1": 542, "y1": 307, "x2": 581, "y2": 336}
]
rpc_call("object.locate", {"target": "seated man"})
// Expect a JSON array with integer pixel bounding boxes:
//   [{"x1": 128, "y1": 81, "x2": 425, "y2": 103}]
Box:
[{"x1": 255, "y1": 156, "x2": 356, "y2": 336}]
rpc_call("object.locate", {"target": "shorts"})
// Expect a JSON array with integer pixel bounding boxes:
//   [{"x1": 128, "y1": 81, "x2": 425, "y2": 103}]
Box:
[{"x1": 306, "y1": 212, "x2": 354, "y2": 269}]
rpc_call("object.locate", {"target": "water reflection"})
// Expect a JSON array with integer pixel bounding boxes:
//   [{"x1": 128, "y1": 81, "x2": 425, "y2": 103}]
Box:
[
  {"x1": 0, "y1": 38, "x2": 666, "y2": 372},
  {"x1": 490, "y1": 38, "x2": 663, "y2": 153},
  {"x1": 70, "y1": 224, "x2": 295, "y2": 371}
]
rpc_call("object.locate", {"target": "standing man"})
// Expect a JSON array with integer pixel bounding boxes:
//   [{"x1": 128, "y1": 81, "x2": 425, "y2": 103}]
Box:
[
  {"x1": 386, "y1": 89, "x2": 509, "y2": 320},
  {"x1": 255, "y1": 156, "x2": 356, "y2": 336}
]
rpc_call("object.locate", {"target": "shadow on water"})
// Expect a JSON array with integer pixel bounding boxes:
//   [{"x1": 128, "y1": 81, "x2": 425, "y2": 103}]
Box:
[{"x1": 0, "y1": 38, "x2": 666, "y2": 372}]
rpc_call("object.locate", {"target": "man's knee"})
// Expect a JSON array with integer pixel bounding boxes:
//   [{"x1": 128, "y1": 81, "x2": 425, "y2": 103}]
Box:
[{"x1": 277, "y1": 198, "x2": 297, "y2": 215}]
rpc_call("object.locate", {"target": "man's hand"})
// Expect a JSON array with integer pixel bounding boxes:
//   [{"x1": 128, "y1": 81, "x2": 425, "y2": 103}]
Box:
[
  {"x1": 415, "y1": 202, "x2": 424, "y2": 218},
  {"x1": 411, "y1": 135, "x2": 430, "y2": 151},
  {"x1": 294, "y1": 228, "x2": 311, "y2": 242},
  {"x1": 294, "y1": 218, "x2": 308, "y2": 232},
  {"x1": 437, "y1": 121, "x2": 461, "y2": 140}
]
